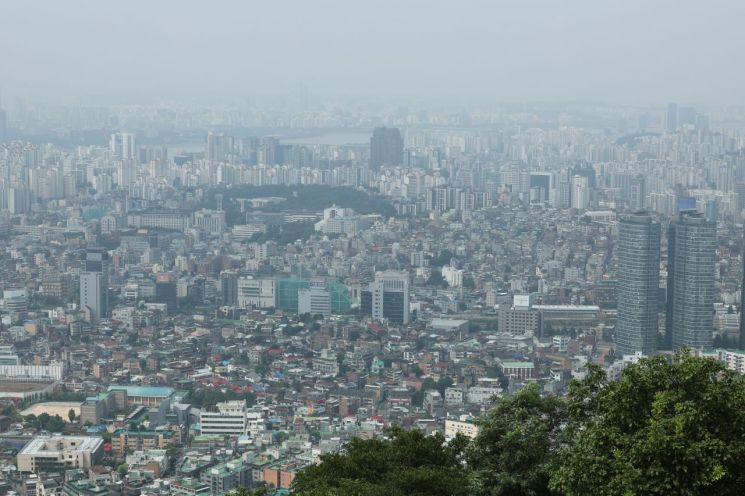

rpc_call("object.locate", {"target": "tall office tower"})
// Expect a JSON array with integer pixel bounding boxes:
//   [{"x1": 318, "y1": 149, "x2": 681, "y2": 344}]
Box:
[
  {"x1": 570, "y1": 175, "x2": 590, "y2": 209},
  {"x1": 155, "y1": 273, "x2": 177, "y2": 315},
  {"x1": 206, "y1": 132, "x2": 235, "y2": 163},
  {"x1": 370, "y1": 127, "x2": 403, "y2": 170},
  {"x1": 80, "y1": 247, "x2": 109, "y2": 323},
  {"x1": 668, "y1": 211, "x2": 716, "y2": 351},
  {"x1": 360, "y1": 271, "x2": 410, "y2": 325},
  {"x1": 666, "y1": 103, "x2": 678, "y2": 132},
  {"x1": 629, "y1": 175, "x2": 646, "y2": 210},
  {"x1": 740, "y1": 245, "x2": 745, "y2": 349},
  {"x1": 616, "y1": 212, "x2": 661, "y2": 356},
  {"x1": 0, "y1": 108, "x2": 6, "y2": 143},
  {"x1": 220, "y1": 270, "x2": 238, "y2": 306},
  {"x1": 109, "y1": 132, "x2": 136, "y2": 160},
  {"x1": 260, "y1": 136, "x2": 280, "y2": 165}
]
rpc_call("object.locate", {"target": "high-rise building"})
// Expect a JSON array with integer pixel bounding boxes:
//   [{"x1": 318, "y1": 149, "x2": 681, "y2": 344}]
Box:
[
  {"x1": 668, "y1": 211, "x2": 716, "y2": 351},
  {"x1": 206, "y1": 132, "x2": 235, "y2": 163},
  {"x1": 80, "y1": 247, "x2": 109, "y2": 323},
  {"x1": 220, "y1": 270, "x2": 238, "y2": 306},
  {"x1": 629, "y1": 175, "x2": 646, "y2": 210},
  {"x1": 616, "y1": 212, "x2": 661, "y2": 356},
  {"x1": 370, "y1": 127, "x2": 403, "y2": 170},
  {"x1": 570, "y1": 175, "x2": 590, "y2": 209},
  {"x1": 666, "y1": 103, "x2": 678, "y2": 132},
  {"x1": 740, "y1": 247, "x2": 745, "y2": 349},
  {"x1": 154, "y1": 273, "x2": 177, "y2": 315},
  {"x1": 360, "y1": 271, "x2": 410, "y2": 325},
  {"x1": 110, "y1": 132, "x2": 136, "y2": 160},
  {"x1": 0, "y1": 109, "x2": 6, "y2": 143}
]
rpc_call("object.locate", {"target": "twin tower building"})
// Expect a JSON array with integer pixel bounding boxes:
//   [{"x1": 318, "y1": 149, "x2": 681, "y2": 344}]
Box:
[{"x1": 616, "y1": 210, "x2": 718, "y2": 356}]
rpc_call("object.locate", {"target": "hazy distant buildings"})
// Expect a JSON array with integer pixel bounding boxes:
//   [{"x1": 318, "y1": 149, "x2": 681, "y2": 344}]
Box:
[
  {"x1": 370, "y1": 127, "x2": 403, "y2": 170},
  {"x1": 314, "y1": 205, "x2": 380, "y2": 235},
  {"x1": 616, "y1": 212, "x2": 660, "y2": 356},
  {"x1": 740, "y1": 249, "x2": 745, "y2": 349},
  {"x1": 669, "y1": 211, "x2": 716, "y2": 351},
  {"x1": 194, "y1": 209, "x2": 226, "y2": 235},
  {"x1": 110, "y1": 132, "x2": 136, "y2": 160},
  {"x1": 0, "y1": 109, "x2": 6, "y2": 143},
  {"x1": 207, "y1": 132, "x2": 235, "y2": 163},
  {"x1": 666, "y1": 103, "x2": 678, "y2": 132}
]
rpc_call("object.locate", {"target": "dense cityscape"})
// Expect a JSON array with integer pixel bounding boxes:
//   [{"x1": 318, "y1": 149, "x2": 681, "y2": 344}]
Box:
[
  {"x1": 3, "y1": 1, "x2": 745, "y2": 495},
  {"x1": 0, "y1": 97, "x2": 741, "y2": 494}
]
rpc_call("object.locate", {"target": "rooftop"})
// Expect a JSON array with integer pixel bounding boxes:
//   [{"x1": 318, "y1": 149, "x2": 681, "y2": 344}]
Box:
[
  {"x1": 19, "y1": 435, "x2": 103, "y2": 455},
  {"x1": 107, "y1": 385, "x2": 174, "y2": 397}
]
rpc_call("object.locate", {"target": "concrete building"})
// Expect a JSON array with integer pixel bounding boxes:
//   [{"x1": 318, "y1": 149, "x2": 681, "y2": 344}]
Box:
[
  {"x1": 441, "y1": 265, "x2": 463, "y2": 287},
  {"x1": 194, "y1": 209, "x2": 226, "y2": 235},
  {"x1": 17, "y1": 435, "x2": 103, "y2": 473},
  {"x1": 370, "y1": 127, "x2": 403, "y2": 170},
  {"x1": 444, "y1": 418, "x2": 479, "y2": 441},
  {"x1": 312, "y1": 348, "x2": 339, "y2": 377},
  {"x1": 80, "y1": 247, "x2": 109, "y2": 323},
  {"x1": 237, "y1": 278, "x2": 276, "y2": 309},
  {"x1": 498, "y1": 295, "x2": 541, "y2": 335},
  {"x1": 199, "y1": 459, "x2": 251, "y2": 495},
  {"x1": 360, "y1": 271, "x2": 410, "y2": 325},
  {"x1": 200, "y1": 401, "x2": 250, "y2": 436},
  {"x1": 298, "y1": 285, "x2": 331, "y2": 318}
]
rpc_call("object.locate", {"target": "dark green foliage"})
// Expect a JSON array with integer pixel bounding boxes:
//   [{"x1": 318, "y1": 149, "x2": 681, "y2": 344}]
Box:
[
  {"x1": 188, "y1": 388, "x2": 255, "y2": 409},
  {"x1": 24, "y1": 413, "x2": 66, "y2": 432},
  {"x1": 427, "y1": 270, "x2": 448, "y2": 288},
  {"x1": 228, "y1": 488, "x2": 267, "y2": 496},
  {"x1": 430, "y1": 249, "x2": 455, "y2": 268},
  {"x1": 206, "y1": 185, "x2": 396, "y2": 226},
  {"x1": 293, "y1": 354, "x2": 745, "y2": 496},
  {"x1": 291, "y1": 427, "x2": 469, "y2": 496},
  {"x1": 468, "y1": 383, "x2": 566, "y2": 496},
  {"x1": 552, "y1": 353, "x2": 745, "y2": 496},
  {"x1": 249, "y1": 222, "x2": 315, "y2": 245}
]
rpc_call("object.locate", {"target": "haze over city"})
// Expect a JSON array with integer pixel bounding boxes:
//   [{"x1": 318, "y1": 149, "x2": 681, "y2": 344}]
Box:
[{"x1": 2, "y1": 0, "x2": 745, "y2": 104}]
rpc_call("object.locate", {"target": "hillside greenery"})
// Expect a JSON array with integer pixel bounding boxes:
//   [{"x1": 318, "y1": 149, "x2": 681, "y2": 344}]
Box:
[{"x1": 204, "y1": 185, "x2": 397, "y2": 226}]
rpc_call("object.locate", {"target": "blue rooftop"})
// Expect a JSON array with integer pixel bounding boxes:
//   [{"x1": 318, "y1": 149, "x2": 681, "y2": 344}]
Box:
[{"x1": 107, "y1": 385, "x2": 174, "y2": 397}]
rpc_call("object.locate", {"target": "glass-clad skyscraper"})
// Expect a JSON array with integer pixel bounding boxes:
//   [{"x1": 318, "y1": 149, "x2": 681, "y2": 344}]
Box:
[
  {"x1": 616, "y1": 212, "x2": 661, "y2": 355},
  {"x1": 669, "y1": 210, "x2": 716, "y2": 351}
]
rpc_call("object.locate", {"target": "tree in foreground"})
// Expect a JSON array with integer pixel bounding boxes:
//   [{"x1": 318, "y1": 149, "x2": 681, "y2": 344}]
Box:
[
  {"x1": 552, "y1": 353, "x2": 745, "y2": 496},
  {"x1": 288, "y1": 353, "x2": 745, "y2": 496},
  {"x1": 291, "y1": 427, "x2": 469, "y2": 496},
  {"x1": 467, "y1": 383, "x2": 566, "y2": 496}
]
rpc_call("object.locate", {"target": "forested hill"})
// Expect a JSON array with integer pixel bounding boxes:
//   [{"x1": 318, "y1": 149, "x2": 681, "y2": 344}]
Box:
[{"x1": 203, "y1": 185, "x2": 397, "y2": 226}]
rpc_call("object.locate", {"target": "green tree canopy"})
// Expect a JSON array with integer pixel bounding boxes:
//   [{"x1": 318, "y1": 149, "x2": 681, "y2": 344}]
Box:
[
  {"x1": 291, "y1": 427, "x2": 469, "y2": 496},
  {"x1": 468, "y1": 383, "x2": 566, "y2": 496},
  {"x1": 552, "y1": 353, "x2": 745, "y2": 496}
]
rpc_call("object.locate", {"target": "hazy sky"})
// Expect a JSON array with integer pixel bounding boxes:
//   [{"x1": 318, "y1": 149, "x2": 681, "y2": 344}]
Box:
[{"x1": 2, "y1": 0, "x2": 744, "y2": 105}]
